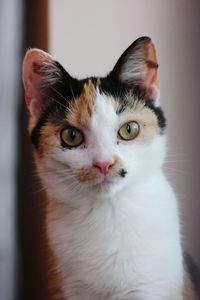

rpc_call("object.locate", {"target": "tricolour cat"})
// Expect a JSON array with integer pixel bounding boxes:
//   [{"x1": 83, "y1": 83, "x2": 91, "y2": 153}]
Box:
[{"x1": 22, "y1": 37, "x2": 199, "y2": 299}]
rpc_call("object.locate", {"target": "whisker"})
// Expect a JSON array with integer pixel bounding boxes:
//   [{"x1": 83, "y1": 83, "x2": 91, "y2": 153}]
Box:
[
  {"x1": 163, "y1": 166, "x2": 191, "y2": 176},
  {"x1": 69, "y1": 83, "x2": 76, "y2": 101},
  {"x1": 41, "y1": 92, "x2": 68, "y2": 111},
  {"x1": 50, "y1": 86, "x2": 70, "y2": 104}
]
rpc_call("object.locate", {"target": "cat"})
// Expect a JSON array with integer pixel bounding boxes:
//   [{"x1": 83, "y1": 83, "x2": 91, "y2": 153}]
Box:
[{"x1": 22, "y1": 37, "x2": 199, "y2": 300}]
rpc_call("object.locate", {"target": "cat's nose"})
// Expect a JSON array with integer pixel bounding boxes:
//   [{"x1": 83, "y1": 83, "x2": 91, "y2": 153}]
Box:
[{"x1": 93, "y1": 161, "x2": 113, "y2": 175}]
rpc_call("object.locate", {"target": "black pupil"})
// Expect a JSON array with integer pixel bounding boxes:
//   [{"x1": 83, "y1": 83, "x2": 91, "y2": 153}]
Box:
[
  {"x1": 126, "y1": 124, "x2": 132, "y2": 134},
  {"x1": 70, "y1": 129, "x2": 76, "y2": 141}
]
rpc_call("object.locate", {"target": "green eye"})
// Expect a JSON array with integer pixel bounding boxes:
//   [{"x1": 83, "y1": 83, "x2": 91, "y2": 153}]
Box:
[
  {"x1": 61, "y1": 127, "x2": 84, "y2": 147},
  {"x1": 118, "y1": 121, "x2": 139, "y2": 141}
]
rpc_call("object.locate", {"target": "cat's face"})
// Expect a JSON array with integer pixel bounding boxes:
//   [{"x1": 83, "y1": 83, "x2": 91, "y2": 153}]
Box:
[{"x1": 22, "y1": 37, "x2": 166, "y2": 202}]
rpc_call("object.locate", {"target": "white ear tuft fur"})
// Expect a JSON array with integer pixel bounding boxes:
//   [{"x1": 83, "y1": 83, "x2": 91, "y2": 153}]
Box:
[{"x1": 111, "y1": 37, "x2": 160, "y2": 104}]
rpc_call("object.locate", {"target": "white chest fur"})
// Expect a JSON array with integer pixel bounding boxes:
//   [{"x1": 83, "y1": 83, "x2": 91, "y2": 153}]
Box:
[{"x1": 47, "y1": 171, "x2": 183, "y2": 300}]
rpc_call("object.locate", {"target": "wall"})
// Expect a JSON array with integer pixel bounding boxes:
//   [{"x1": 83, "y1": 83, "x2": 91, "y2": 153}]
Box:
[
  {"x1": 0, "y1": 0, "x2": 22, "y2": 299},
  {"x1": 49, "y1": 0, "x2": 200, "y2": 265}
]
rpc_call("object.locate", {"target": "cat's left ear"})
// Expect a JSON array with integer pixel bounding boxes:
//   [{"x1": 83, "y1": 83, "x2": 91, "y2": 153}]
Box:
[{"x1": 110, "y1": 37, "x2": 160, "y2": 103}]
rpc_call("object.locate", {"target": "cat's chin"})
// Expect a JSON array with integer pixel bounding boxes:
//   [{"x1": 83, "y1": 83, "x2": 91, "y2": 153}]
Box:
[{"x1": 89, "y1": 176, "x2": 124, "y2": 196}]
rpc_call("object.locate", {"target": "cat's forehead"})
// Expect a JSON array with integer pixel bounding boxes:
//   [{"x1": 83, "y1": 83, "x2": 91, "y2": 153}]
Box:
[{"x1": 67, "y1": 79, "x2": 118, "y2": 130}]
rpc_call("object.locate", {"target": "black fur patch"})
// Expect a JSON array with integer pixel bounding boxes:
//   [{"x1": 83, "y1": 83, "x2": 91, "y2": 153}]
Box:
[
  {"x1": 184, "y1": 253, "x2": 200, "y2": 298},
  {"x1": 119, "y1": 169, "x2": 127, "y2": 178},
  {"x1": 31, "y1": 108, "x2": 49, "y2": 149},
  {"x1": 99, "y1": 75, "x2": 127, "y2": 100}
]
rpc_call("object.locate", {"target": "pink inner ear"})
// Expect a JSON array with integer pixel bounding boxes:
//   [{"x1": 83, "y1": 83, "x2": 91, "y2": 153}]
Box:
[
  {"x1": 145, "y1": 84, "x2": 159, "y2": 102},
  {"x1": 24, "y1": 71, "x2": 42, "y2": 104},
  {"x1": 29, "y1": 97, "x2": 43, "y2": 117},
  {"x1": 22, "y1": 49, "x2": 53, "y2": 117},
  {"x1": 146, "y1": 86, "x2": 155, "y2": 98},
  {"x1": 23, "y1": 60, "x2": 43, "y2": 115}
]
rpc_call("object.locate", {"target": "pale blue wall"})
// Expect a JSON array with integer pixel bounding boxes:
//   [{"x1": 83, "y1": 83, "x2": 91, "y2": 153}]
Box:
[{"x1": 0, "y1": 0, "x2": 22, "y2": 299}]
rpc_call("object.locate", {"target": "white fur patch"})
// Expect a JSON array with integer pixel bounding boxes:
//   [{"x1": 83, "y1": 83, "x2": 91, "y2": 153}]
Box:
[{"x1": 36, "y1": 91, "x2": 184, "y2": 299}]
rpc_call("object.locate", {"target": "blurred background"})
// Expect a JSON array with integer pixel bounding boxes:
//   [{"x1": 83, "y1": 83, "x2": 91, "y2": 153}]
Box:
[{"x1": 0, "y1": 0, "x2": 200, "y2": 299}]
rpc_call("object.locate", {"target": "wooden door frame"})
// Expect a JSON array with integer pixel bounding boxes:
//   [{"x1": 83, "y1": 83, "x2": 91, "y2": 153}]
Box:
[{"x1": 18, "y1": 1, "x2": 49, "y2": 300}]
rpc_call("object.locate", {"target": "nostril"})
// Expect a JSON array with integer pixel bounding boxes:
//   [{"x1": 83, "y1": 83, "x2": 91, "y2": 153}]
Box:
[{"x1": 93, "y1": 161, "x2": 113, "y2": 175}]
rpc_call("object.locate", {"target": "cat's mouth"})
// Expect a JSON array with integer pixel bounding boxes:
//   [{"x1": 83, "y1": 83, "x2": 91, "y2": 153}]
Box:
[
  {"x1": 75, "y1": 166, "x2": 127, "y2": 191},
  {"x1": 90, "y1": 176, "x2": 115, "y2": 192},
  {"x1": 95, "y1": 175, "x2": 113, "y2": 186}
]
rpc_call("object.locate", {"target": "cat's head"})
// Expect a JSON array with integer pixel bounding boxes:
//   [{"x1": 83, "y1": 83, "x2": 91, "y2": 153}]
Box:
[{"x1": 22, "y1": 37, "x2": 166, "y2": 203}]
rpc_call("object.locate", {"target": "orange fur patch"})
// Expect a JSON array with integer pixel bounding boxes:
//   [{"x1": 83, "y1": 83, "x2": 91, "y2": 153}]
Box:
[
  {"x1": 144, "y1": 41, "x2": 159, "y2": 90},
  {"x1": 36, "y1": 123, "x2": 60, "y2": 156},
  {"x1": 67, "y1": 80, "x2": 96, "y2": 129},
  {"x1": 133, "y1": 104, "x2": 159, "y2": 144},
  {"x1": 46, "y1": 199, "x2": 73, "y2": 300},
  {"x1": 75, "y1": 167, "x2": 98, "y2": 183}
]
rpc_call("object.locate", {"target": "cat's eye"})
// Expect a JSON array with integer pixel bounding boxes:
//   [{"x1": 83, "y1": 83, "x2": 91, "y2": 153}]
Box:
[
  {"x1": 61, "y1": 127, "x2": 84, "y2": 147},
  {"x1": 118, "y1": 121, "x2": 139, "y2": 141}
]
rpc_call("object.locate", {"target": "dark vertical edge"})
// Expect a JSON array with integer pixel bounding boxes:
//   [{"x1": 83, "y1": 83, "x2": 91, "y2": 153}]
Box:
[{"x1": 17, "y1": 1, "x2": 49, "y2": 300}]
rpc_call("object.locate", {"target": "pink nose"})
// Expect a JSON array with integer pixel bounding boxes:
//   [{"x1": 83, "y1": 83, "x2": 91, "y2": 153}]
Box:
[{"x1": 93, "y1": 161, "x2": 113, "y2": 175}]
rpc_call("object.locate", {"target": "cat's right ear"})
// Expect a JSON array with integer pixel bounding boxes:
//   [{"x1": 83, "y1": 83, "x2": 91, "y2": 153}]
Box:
[
  {"x1": 22, "y1": 49, "x2": 70, "y2": 118},
  {"x1": 23, "y1": 49, "x2": 56, "y2": 117}
]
